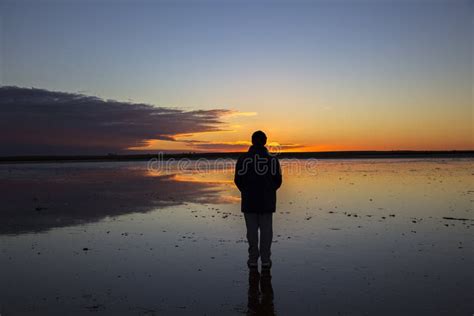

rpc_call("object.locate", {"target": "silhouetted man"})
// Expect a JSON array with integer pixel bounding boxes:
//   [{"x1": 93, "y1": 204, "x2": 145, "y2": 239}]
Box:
[{"x1": 234, "y1": 131, "x2": 282, "y2": 268}]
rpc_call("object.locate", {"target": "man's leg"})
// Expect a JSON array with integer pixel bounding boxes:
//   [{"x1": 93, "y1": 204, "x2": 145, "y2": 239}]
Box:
[
  {"x1": 259, "y1": 213, "x2": 273, "y2": 264},
  {"x1": 244, "y1": 213, "x2": 260, "y2": 263}
]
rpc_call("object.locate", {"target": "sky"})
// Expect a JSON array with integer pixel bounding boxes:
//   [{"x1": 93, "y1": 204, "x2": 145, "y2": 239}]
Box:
[{"x1": 1, "y1": 0, "x2": 472, "y2": 155}]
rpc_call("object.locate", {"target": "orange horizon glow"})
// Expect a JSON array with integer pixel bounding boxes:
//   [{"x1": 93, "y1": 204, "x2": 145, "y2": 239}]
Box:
[
  {"x1": 127, "y1": 120, "x2": 473, "y2": 153},
  {"x1": 129, "y1": 142, "x2": 474, "y2": 154}
]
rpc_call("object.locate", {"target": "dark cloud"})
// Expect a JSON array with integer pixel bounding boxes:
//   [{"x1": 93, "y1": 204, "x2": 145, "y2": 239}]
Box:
[{"x1": 0, "y1": 86, "x2": 231, "y2": 155}]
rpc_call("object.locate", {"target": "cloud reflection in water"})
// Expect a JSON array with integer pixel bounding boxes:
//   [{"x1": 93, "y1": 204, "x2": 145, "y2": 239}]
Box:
[{"x1": 0, "y1": 163, "x2": 235, "y2": 235}]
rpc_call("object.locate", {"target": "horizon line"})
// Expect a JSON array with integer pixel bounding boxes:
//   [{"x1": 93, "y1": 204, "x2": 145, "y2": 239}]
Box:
[{"x1": 1, "y1": 149, "x2": 473, "y2": 164}]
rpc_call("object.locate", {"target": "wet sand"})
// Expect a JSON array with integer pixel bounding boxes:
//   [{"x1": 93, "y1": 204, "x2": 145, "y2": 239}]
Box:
[{"x1": 0, "y1": 159, "x2": 472, "y2": 315}]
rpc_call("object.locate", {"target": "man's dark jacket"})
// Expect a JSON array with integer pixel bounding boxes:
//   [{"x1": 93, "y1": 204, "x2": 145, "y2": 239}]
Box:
[{"x1": 234, "y1": 145, "x2": 282, "y2": 213}]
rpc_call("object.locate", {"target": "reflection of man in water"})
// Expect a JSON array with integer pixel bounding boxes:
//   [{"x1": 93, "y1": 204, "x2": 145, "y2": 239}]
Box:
[
  {"x1": 247, "y1": 267, "x2": 275, "y2": 316},
  {"x1": 234, "y1": 131, "x2": 282, "y2": 268}
]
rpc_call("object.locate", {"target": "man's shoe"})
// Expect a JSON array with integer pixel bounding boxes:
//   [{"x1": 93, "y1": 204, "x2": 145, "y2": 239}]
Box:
[{"x1": 261, "y1": 260, "x2": 272, "y2": 269}]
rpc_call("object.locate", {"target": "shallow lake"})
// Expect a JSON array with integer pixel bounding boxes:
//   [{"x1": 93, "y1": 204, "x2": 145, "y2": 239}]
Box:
[{"x1": 0, "y1": 158, "x2": 472, "y2": 315}]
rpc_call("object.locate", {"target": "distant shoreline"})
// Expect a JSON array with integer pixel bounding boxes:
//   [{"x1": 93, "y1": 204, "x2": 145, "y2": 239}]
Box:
[{"x1": 0, "y1": 150, "x2": 473, "y2": 164}]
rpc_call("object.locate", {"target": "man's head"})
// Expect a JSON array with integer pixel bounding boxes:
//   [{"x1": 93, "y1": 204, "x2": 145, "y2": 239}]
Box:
[{"x1": 251, "y1": 130, "x2": 267, "y2": 146}]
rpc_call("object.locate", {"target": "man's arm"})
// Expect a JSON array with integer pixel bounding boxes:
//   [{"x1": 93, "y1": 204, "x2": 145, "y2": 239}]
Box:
[
  {"x1": 272, "y1": 157, "x2": 282, "y2": 190},
  {"x1": 234, "y1": 156, "x2": 245, "y2": 192}
]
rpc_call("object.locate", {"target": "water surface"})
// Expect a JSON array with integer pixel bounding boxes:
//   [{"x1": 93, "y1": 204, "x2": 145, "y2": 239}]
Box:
[{"x1": 0, "y1": 159, "x2": 472, "y2": 315}]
